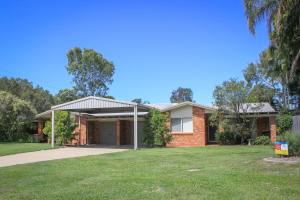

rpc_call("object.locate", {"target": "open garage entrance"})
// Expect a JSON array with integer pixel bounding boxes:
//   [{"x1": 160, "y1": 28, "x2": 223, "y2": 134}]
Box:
[
  {"x1": 87, "y1": 119, "x2": 145, "y2": 146},
  {"x1": 37, "y1": 96, "x2": 149, "y2": 149}
]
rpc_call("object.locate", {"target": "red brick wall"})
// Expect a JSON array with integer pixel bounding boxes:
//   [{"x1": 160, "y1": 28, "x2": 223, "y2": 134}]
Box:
[
  {"x1": 79, "y1": 115, "x2": 87, "y2": 145},
  {"x1": 72, "y1": 115, "x2": 88, "y2": 145},
  {"x1": 257, "y1": 117, "x2": 270, "y2": 136},
  {"x1": 269, "y1": 116, "x2": 276, "y2": 143},
  {"x1": 167, "y1": 106, "x2": 207, "y2": 147},
  {"x1": 37, "y1": 120, "x2": 44, "y2": 135}
]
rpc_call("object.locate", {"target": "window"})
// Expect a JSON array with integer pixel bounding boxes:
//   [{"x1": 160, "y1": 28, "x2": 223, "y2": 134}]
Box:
[
  {"x1": 171, "y1": 117, "x2": 193, "y2": 132},
  {"x1": 171, "y1": 118, "x2": 181, "y2": 132},
  {"x1": 182, "y1": 118, "x2": 192, "y2": 132}
]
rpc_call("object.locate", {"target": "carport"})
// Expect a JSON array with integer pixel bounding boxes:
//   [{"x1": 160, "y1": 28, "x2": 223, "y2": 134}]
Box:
[{"x1": 49, "y1": 96, "x2": 149, "y2": 150}]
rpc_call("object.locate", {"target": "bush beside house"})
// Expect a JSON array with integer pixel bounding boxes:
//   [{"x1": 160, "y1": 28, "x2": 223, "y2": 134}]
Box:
[
  {"x1": 277, "y1": 133, "x2": 300, "y2": 156},
  {"x1": 276, "y1": 113, "x2": 293, "y2": 134},
  {"x1": 253, "y1": 136, "x2": 271, "y2": 145},
  {"x1": 275, "y1": 113, "x2": 300, "y2": 156},
  {"x1": 143, "y1": 109, "x2": 172, "y2": 147},
  {"x1": 43, "y1": 111, "x2": 76, "y2": 145}
]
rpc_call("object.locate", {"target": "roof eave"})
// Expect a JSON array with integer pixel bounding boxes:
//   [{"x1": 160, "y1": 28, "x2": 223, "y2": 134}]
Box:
[
  {"x1": 160, "y1": 101, "x2": 216, "y2": 112},
  {"x1": 51, "y1": 96, "x2": 138, "y2": 110}
]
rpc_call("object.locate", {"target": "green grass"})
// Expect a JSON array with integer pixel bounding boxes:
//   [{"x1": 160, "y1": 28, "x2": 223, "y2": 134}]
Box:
[
  {"x1": 0, "y1": 143, "x2": 53, "y2": 156},
  {"x1": 0, "y1": 146, "x2": 299, "y2": 200}
]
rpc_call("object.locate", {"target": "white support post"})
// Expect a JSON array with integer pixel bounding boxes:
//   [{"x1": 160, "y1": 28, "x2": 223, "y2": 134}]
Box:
[
  {"x1": 51, "y1": 110, "x2": 55, "y2": 148},
  {"x1": 78, "y1": 113, "x2": 81, "y2": 144},
  {"x1": 133, "y1": 105, "x2": 138, "y2": 150}
]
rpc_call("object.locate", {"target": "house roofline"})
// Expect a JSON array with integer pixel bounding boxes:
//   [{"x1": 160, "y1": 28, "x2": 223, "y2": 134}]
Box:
[
  {"x1": 51, "y1": 96, "x2": 138, "y2": 110},
  {"x1": 160, "y1": 101, "x2": 215, "y2": 112}
]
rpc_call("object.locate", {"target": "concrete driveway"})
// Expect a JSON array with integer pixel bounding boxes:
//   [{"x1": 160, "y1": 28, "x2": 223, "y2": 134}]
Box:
[{"x1": 0, "y1": 147, "x2": 128, "y2": 168}]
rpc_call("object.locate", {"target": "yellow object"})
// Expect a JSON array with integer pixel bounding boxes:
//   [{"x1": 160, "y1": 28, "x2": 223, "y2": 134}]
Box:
[
  {"x1": 275, "y1": 149, "x2": 288, "y2": 155},
  {"x1": 274, "y1": 142, "x2": 289, "y2": 156}
]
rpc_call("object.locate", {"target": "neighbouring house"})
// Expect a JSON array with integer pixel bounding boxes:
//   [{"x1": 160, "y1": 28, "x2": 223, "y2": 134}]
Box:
[{"x1": 35, "y1": 96, "x2": 277, "y2": 148}]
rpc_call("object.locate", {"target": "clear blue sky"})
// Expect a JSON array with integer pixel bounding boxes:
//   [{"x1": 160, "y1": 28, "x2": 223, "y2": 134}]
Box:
[{"x1": 0, "y1": 0, "x2": 269, "y2": 105}]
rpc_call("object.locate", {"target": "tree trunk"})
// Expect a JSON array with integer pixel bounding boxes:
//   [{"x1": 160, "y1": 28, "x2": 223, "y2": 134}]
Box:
[
  {"x1": 290, "y1": 48, "x2": 300, "y2": 81},
  {"x1": 282, "y1": 84, "x2": 288, "y2": 109},
  {"x1": 282, "y1": 72, "x2": 290, "y2": 110}
]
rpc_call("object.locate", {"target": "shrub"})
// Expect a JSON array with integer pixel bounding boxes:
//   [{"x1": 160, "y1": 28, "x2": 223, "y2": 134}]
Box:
[
  {"x1": 276, "y1": 114, "x2": 293, "y2": 134},
  {"x1": 286, "y1": 134, "x2": 300, "y2": 156},
  {"x1": 0, "y1": 91, "x2": 37, "y2": 142},
  {"x1": 143, "y1": 109, "x2": 172, "y2": 147},
  {"x1": 276, "y1": 133, "x2": 300, "y2": 156},
  {"x1": 216, "y1": 129, "x2": 242, "y2": 145},
  {"x1": 43, "y1": 111, "x2": 76, "y2": 145},
  {"x1": 253, "y1": 136, "x2": 271, "y2": 145},
  {"x1": 276, "y1": 134, "x2": 286, "y2": 142},
  {"x1": 17, "y1": 134, "x2": 35, "y2": 143}
]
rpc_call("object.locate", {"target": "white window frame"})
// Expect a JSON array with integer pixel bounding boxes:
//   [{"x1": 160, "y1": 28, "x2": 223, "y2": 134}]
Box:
[{"x1": 171, "y1": 117, "x2": 193, "y2": 133}]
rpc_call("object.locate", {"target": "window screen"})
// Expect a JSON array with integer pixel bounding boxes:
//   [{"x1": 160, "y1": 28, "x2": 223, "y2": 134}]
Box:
[
  {"x1": 182, "y1": 118, "x2": 193, "y2": 132},
  {"x1": 171, "y1": 118, "x2": 193, "y2": 132},
  {"x1": 171, "y1": 118, "x2": 181, "y2": 132}
]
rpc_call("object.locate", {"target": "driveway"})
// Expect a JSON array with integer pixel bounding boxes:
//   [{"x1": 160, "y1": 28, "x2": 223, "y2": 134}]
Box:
[{"x1": 0, "y1": 146, "x2": 128, "y2": 167}]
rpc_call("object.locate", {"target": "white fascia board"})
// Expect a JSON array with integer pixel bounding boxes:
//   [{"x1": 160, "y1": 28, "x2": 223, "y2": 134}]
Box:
[{"x1": 88, "y1": 112, "x2": 148, "y2": 117}]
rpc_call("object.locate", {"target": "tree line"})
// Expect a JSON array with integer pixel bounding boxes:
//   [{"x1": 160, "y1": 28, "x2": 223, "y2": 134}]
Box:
[
  {"x1": 210, "y1": 0, "x2": 300, "y2": 144},
  {"x1": 0, "y1": 47, "x2": 115, "y2": 142},
  {"x1": 0, "y1": 45, "x2": 194, "y2": 142}
]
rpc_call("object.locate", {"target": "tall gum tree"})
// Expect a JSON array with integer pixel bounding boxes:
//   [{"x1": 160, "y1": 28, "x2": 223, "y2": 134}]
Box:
[{"x1": 66, "y1": 47, "x2": 115, "y2": 97}]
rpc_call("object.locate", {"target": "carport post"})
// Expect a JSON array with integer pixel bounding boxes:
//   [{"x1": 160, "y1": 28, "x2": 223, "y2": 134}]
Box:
[
  {"x1": 51, "y1": 110, "x2": 55, "y2": 148},
  {"x1": 134, "y1": 105, "x2": 138, "y2": 150}
]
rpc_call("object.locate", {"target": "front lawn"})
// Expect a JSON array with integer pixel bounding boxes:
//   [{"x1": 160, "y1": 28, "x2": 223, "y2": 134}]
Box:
[
  {"x1": 0, "y1": 146, "x2": 299, "y2": 199},
  {"x1": 0, "y1": 143, "x2": 53, "y2": 156}
]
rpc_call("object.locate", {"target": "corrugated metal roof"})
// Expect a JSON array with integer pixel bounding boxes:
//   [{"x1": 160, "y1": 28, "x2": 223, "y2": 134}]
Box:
[
  {"x1": 51, "y1": 96, "x2": 138, "y2": 111},
  {"x1": 239, "y1": 103, "x2": 276, "y2": 113},
  {"x1": 146, "y1": 102, "x2": 275, "y2": 113},
  {"x1": 145, "y1": 103, "x2": 178, "y2": 110},
  {"x1": 35, "y1": 110, "x2": 52, "y2": 119},
  {"x1": 145, "y1": 102, "x2": 215, "y2": 112}
]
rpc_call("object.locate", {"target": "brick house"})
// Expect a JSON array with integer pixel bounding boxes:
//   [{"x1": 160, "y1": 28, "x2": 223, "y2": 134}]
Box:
[{"x1": 35, "y1": 97, "x2": 277, "y2": 148}]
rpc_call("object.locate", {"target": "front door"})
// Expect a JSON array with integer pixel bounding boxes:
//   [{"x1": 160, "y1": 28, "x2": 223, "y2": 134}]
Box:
[{"x1": 208, "y1": 124, "x2": 217, "y2": 143}]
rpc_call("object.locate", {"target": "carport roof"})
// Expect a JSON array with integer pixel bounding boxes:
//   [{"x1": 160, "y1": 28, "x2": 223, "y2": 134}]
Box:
[
  {"x1": 51, "y1": 96, "x2": 139, "y2": 111},
  {"x1": 36, "y1": 97, "x2": 149, "y2": 119}
]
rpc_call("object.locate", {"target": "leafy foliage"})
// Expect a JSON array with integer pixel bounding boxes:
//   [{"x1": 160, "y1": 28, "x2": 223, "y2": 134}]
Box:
[
  {"x1": 253, "y1": 136, "x2": 271, "y2": 145},
  {"x1": 43, "y1": 111, "x2": 76, "y2": 145},
  {"x1": 0, "y1": 91, "x2": 36, "y2": 141},
  {"x1": 104, "y1": 95, "x2": 115, "y2": 99},
  {"x1": 244, "y1": 0, "x2": 300, "y2": 110},
  {"x1": 66, "y1": 47, "x2": 115, "y2": 97},
  {"x1": 212, "y1": 78, "x2": 258, "y2": 143},
  {"x1": 286, "y1": 133, "x2": 300, "y2": 156},
  {"x1": 131, "y1": 98, "x2": 150, "y2": 104},
  {"x1": 216, "y1": 128, "x2": 242, "y2": 145},
  {"x1": 55, "y1": 88, "x2": 79, "y2": 104},
  {"x1": 243, "y1": 50, "x2": 279, "y2": 105},
  {"x1": 170, "y1": 87, "x2": 193, "y2": 103},
  {"x1": 276, "y1": 113, "x2": 293, "y2": 134},
  {"x1": 213, "y1": 78, "x2": 250, "y2": 113},
  {"x1": 0, "y1": 77, "x2": 55, "y2": 113},
  {"x1": 143, "y1": 109, "x2": 172, "y2": 147},
  {"x1": 276, "y1": 132, "x2": 300, "y2": 156},
  {"x1": 243, "y1": 47, "x2": 292, "y2": 110}
]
